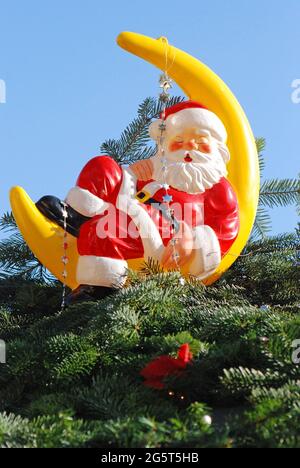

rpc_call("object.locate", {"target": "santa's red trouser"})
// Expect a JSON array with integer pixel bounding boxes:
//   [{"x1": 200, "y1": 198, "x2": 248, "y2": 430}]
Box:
[
  {"x1": 76, "y1": 206, "x2": 167, "y2": 287},
  {"x1": 75, "y1": 206, "x2": 222, "y2": 287}
]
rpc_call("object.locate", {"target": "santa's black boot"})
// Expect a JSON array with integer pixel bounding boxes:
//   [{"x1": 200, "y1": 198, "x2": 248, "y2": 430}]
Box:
[
  {"x1": 36, "y1": 195, "x2": 90, "y2": 237},
  {"x1": 65, "y1": 285, "x2": 118, "y2": 306}
]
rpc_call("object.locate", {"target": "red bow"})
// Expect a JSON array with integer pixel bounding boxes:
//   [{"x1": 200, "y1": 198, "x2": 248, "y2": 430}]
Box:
[{"x1": 140, "y1": 344, "x2": 193, "y2": 389}]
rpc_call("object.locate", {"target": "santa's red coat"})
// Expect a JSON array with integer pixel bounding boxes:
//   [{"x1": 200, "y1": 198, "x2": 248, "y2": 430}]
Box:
[{"x1": 67, "y1": 156, "x2": 239, "y2": 262}]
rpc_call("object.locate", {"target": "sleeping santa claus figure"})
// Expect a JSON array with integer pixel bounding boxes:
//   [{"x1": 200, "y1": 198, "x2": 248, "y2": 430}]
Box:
[{"x1": 36, "y1": 101, "x2": 239, "y2": 304}]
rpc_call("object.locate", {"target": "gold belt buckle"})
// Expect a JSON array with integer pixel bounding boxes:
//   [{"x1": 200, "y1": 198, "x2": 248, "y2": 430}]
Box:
[{"x1": 136, "y1": 190, "x2": 151, "y2": 203}]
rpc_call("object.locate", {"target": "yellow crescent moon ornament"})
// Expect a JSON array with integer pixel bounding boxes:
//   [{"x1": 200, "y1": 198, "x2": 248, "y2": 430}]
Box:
[
  {"x1": 10, "y1": 32, "x2": 259, "y2": 288},
  {"x1": 10, "y1": 186, "x2": 79, "y2": 289}
]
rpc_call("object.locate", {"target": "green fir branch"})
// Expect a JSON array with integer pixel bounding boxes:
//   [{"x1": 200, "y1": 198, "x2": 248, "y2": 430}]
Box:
[
  {"x1": 251, "y1": 206, "x2": 272, "y2": 240},
  {"x1": 255, "y1": 137, "x2": 266, "y2": 175},
  {"x1": 0, "y1": 212, "x2": 17, "y2": 232},
  {"x1": 100, "y1": 96, "x2": 184, "y2": 164},
  {"x1": 0, "y1": 214, "x2": 53, "y2": 283},
  {"x1": 259, "y1": 178, "x2": 300, "y2": 209}
]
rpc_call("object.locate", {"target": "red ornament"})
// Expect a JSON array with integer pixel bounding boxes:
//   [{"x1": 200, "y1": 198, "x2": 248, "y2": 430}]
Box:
[{"x1": 140, "y1": 343, "x2": 193, "y2": 389}]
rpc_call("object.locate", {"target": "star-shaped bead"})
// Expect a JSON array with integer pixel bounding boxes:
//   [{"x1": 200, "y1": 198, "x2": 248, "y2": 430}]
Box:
[
  {"x1": 162, "y1": 183, "x2": 170, "y2": 190},
  {"x1": 163, "y1": 194, "x2": 173, "y2": 203},
  {"x1": 159, "y1": 73, "x2": 173, "y2": 90}
]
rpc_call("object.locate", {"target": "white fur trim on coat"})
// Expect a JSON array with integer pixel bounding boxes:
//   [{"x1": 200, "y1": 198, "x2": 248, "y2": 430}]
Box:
[
  {"x1": 76, "y1": 256, "x2": 128, "y2": 287},
  {"x1": 116, "y1": 168, "x2": 165, "y2": 262},
  {"x1": 188, "y1": 225, "x2": 221, "y2": 280},
  {"x1": 66, "y1": 186, "x2": 111, "y2": 217}
]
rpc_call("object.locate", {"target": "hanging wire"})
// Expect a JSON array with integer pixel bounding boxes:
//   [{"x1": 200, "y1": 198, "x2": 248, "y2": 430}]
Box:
[
  {"x1": 157, "y1": 39, "x2": 181, "y2": 270},
  {"x1": 60, "y1": 201, "x2": 69, "y2": 310},
  {"x1": 159, "y1": 37, "x2": 177, "y2": 75}
]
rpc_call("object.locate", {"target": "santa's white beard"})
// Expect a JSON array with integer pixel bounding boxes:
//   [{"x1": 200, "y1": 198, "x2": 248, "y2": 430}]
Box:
[{"x1": 152, "y1": 148, "x2": 228, "y2": 194}]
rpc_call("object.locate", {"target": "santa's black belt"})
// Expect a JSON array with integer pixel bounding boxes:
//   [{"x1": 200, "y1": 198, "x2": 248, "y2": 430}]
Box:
[{"x1": 136, "y1": 191, "x2": 180, "y2": 233}]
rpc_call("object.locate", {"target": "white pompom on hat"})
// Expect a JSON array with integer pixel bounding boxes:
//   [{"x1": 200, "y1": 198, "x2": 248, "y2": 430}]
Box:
[{"x1": 149, "y1": 100, "x2": 227, "y2": 143}]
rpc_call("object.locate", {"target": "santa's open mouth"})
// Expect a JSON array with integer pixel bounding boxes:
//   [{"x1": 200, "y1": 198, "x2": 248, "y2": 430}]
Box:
[{"x1": 184, "y1": 154, "x2": 193, "y2": 163}]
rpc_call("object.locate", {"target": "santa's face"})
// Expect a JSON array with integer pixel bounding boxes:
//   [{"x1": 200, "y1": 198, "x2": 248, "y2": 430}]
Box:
[{"x1": 152, "y1": 128, "x2": 229, "y2": 194}]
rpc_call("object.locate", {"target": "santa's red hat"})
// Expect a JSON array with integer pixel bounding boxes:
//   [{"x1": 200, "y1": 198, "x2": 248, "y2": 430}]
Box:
[{"x1": 149, "y1": 100, "x2": 227, "y2": 143}]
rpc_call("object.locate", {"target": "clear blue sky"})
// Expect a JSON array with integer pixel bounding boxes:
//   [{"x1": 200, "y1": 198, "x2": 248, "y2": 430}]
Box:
[{"x1": 0, "y1": 0, "x2": 299, "y2": 236}]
